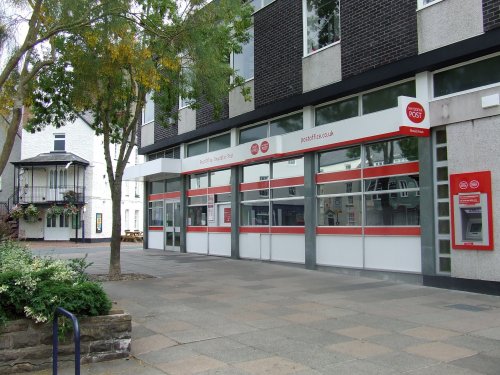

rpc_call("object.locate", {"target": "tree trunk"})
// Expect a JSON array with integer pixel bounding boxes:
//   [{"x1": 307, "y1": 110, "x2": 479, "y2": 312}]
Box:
[
  {"x1": 0, "y1": 108, "x2": 22, "y2": 177},
  {"x1": 109, "y1": 180, "x2": 122, "y2": 280}
]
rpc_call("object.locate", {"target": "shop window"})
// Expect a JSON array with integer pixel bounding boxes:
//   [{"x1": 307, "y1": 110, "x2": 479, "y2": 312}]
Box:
[
  {"x1": 241, "y1": 201, "x2": 269, "y2": 225},
  {"x1": 269, "y1": 113, "x2": 303, "y2": 137},
  {"x1": 59, "y1": 214, "x2": 70, "y2": 228},
  {"x1": 148, "y1": 201, "x2": 163, "y2": 226},
  {"x1": 187, "y1": 139, "x2": 207, "y2": 157},
  {"x1": 434, "y1": 55, "x2": 500, "y2": 97},
  {"x1": 232, "y1": 26, "x2": 254, "y2": 81},
  {"x1": 362, "y1": 81, "x2": 416, "y2": 115},
  {"x1": 318, "y1": 180, "x2": 362, "y2": 196},
  {"x1": 317, "y1": 196, "x2": 362, "y2": 226},
  {"x1": 188, "y1": 206, "x2": 207, "y2": 226},
  {"x1": 54, "y1": 134, "x2": 65, "y2": 151},
  {"x1": 216, "y1": 193, "x2": 231, "y2": 203},
  {"x1": 47, "y1": 214, "x2": 56, "y2": 228},
  {"x1": 318, "y1": 146, "x2": 361, "y2": 173},
  {"x1": 305, "y1": 0, "x2": 340, "y2": 54},
  {"x1": 242, "y1": 162, "x2": 270, "y2": 183},
  {"x1": 272, "y1": 199, "x2": 305, "y2": 226},
  {"x1": 190, "y1": 173, "x2": 208, "y2": 189},
  {"x1": 210, "y1": 169, "x2": 231, "y2": 187},
  {"x1": 365, "y1": 193, "x2": 420, "y2": 226},
  {"x1": 239, "y1": 123, "x2": 268, "y2": 145},
  {"x1": 272, "y1": 186, "x2": 304, "y2": 199},
  {"x1": 316, "y1": 97, "x2": 359, "y2": 126},
  {"x1": 242, "y1": 190, "x2": 268, "y2": 201},
  {"x1": 365, "y1": 138, "x2": 418, "y2": 167},
  {"x1": 209, "y1": 133, "x2": 231, "y2": 153}
]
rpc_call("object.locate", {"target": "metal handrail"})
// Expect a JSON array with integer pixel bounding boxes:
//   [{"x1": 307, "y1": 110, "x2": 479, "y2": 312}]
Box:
[{"x1": 53, "y1": 307, "x2": 80, "y2": 375}]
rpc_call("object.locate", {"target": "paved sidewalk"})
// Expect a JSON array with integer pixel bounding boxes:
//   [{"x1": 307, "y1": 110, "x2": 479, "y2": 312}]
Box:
[{"x1": 28, "y1": 242, "x2": 500, "y2": 374}]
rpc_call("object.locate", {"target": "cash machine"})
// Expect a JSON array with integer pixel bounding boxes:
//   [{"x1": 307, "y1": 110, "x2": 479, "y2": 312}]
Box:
[{"x1": 450, "y1": 171, "x2": 494, "y2": 251}]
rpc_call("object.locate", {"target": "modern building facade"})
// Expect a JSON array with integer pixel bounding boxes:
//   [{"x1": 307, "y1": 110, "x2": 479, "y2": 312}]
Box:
[
  {"x1": 125, "y1": 0, "x2": 500, "y2": 293},
  {"x1": 12, "y1": 115, "x2": 144, "y2": 241}
]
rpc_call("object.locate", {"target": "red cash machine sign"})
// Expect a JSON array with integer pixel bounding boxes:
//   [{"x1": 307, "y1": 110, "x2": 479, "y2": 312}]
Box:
[{"x1": 458, "y1": 194, "x2": 481, "y2": 205}]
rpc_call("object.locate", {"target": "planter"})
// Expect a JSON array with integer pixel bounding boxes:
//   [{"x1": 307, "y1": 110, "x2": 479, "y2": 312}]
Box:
[{"x1": 0, "y1": 311, "x2": 131, "y2": 373}]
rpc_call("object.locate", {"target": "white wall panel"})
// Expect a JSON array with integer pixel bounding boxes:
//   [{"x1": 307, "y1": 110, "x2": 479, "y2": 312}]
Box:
[
  {"x1": 271, "y1": 235, "x2": 305, "y2": 264},
  {"x1": 317, "y1": 236, "x2": 363, "y2": 268},
  {"x1": 208, "y1": 233, "x2": 231, "y2": 257},
  {"x1": 148, "y1": 231, "x2": 163, "y2": 250},
  {"x1": 187, "y1": 232, "x2": 208, "y2": 254},
  {"x1": 240, "y1": 233, "x2": 261, "y2": 259},
  {"x1": 364, "y1": 236, "x2": 421, "y2": 272}
]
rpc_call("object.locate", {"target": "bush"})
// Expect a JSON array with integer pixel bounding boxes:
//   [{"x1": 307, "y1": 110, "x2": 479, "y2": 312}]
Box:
[{"x1": 0, "y1": 241, "x2": 111, "y2": 326}]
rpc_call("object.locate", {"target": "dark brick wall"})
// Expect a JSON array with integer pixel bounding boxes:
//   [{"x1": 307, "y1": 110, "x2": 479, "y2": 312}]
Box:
[
  {"x1": 154, "y1": 101, "x2": 178, "y2": 142},
  {"x1": 483, "y1": 0, "x2": 500, "y2": 31},
  {"x1": 196, "y1": 97, "x2": 229, "y2": 129},
  {"x1": 254, "y1": 0, "x2": 303, "y2": 108},
  {"x1": 341, "y1": 0, "x2": 418, "y2": 79}
]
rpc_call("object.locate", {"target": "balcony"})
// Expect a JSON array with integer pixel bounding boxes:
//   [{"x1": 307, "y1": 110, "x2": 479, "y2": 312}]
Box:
[{"x1": 16, "y1": 186, "x2": 86, "y2": 205}]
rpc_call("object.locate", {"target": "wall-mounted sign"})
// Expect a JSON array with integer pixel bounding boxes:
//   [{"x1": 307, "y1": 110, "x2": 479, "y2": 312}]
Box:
[
  {"x1": 224, "y1": 207, "x2": 231, "y2": 224},
  {"x1": 207, "y1": 194, "x2": 215, "y2": 222},
  {"x1": 450, "y1": 171, "x2": 494, "y2": 251},
  {"x1": 96, "y1": 213, "x2": 102, "y2": 233}
]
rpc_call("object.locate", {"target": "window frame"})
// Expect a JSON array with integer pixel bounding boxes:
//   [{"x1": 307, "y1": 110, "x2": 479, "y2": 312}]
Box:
[
  {"x1": 231, "y1": 25, "x2": 254, "y2": 82},
  {"x1": 303, "y1": 0, "x2": 341, "y2": 57},
  {"x1": 53, "y1": 134, "x2": 65, "y2": 152},
  {"x1": 142, "y1": 92, "x2": 155, "y2": 126}
]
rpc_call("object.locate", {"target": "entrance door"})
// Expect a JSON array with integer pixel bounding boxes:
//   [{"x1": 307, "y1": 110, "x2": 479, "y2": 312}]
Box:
[
  {"x1": 45, "y1": 214, "x2": 72, "y2": 240},
  {"x1": 164, "y1": 200, "x2": 181, "y2": 251}
]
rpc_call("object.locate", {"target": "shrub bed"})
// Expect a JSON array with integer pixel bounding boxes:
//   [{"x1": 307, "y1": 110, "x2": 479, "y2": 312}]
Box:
[{"x1": 0, "y1": 240, "x2": 111, "y2": 326}]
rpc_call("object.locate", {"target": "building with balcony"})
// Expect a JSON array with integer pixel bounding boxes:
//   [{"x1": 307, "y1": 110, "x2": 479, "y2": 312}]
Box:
[
  {"x1": 13, "y1": 114, "x2": 144, "y2": 241},
  {"x1": 125, "y1": 0, "x2": 500, "y2": 294}
]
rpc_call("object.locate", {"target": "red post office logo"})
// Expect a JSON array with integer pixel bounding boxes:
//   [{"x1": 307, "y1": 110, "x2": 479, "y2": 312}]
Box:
[
  {"x1": 260, "y1": 141, "x2": 270, "y2": 153},
  {"x1": 459, "y1": 181, "x2": 468, "y2": 190},
  {"x1": 250, "y1": 143, "x2": 259, "y2": 155},
  {"x1": 470, "y1": 180, "x2": 480, "y2": 189},
  {"x1": 406, "y1": 102, "x2": 425, "y2": 124}
]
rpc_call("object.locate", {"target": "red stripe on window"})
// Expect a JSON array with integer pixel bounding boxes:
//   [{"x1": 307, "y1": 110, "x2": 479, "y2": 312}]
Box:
[
  {"x1": 207, "y1": 185, "x2": 231, "y2": 194},
  {"x1": 316, "y1": 169, "x2": 362, "y2": 184},
  {"x1": 270, "y1": 177, "x2": 305, "y2": 188},
  {"x1": 149, "y1": 192, "x2": 181, "y2": 201},
  {"x1": 239, "y1": 226, "x2": 270, "y2": 233},
  {"x1": 187, "y1": 226, "x2": 208, "y2": 232},
  {"x1": 364, "y1": 161, "x2": 419, "y2": 178},
  {"x1": 240, "y1": 180, "x2": 270, "y2": 191},
  {"x1": 270, "y1": 226, "x2": 305, "y2": 234},
  {"x1": 364, "y1": 227, "x2": 421, "y2": 236},
  {"x1": 148, "y1": 226, "x2": 163, "y2": 231},
  {"x1": 316, "y1": 227, "x2": 363, "y2": 235},
  {"x1": 187, "y1": 188, "x2": 208, "y2": 197},
  {"x1": 208, "y1": 227, "x2": 231, "y2": 233}
]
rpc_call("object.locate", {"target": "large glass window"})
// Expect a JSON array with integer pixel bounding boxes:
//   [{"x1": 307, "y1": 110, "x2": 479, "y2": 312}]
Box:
[
  {"x1": 319, "y1": 146, "x2": 361, "y2": 173},
  {"x1": 273, "y1": 157, "x2": 304, "y2": 179},
  {"x1": 362, "y1": 81, "x2": 416, "y2": 115},
  {"x1": 209, "y1": 133, "x2": 231, "y2": 152},
  {"x1": 187, "y1": 140, "x2": 207, "y2": 157},
  {"x1": 317, "y1": 139, "x2": 420, "y2": 228},
  {"x1": 190, "y1": 173, "x2": 208, "y2": 189},
  {"x1": 239, "y1": 123, "x2": 268, "y2": 145},
  {"x1": 270, "y1": 113, "x2": 303, "y2": 136},
  {"x1": 149, "y1": 181, "x2": 165, "y2": 194},
  {"x1": 316, "y1": 97, "x2": 359, "y2": 126},
  {"x1": 233, "y1": 26, "x2": 254, "y2": 81},
  {"x1": 166, "y1": 178, "x2": 181, "y2": 192},
  {"x1": 434, "y1": 55, "x2": 500, "y2": 97},
  {"x1": 242, "y1": 162, "x2": 270, "y2": 183},
  {"x1": 210, "y1": 169, "x2": 231, "y2": 187},
  {"x1": 305, "y1": 0, "x2": 340, "y2": 54},
  {"x1": 241, "y1": 202, "x2": 269, "y2": 226}
]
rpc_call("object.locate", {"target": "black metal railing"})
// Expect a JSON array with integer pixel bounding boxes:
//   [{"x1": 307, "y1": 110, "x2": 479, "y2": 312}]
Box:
[
  {"x1": 52, "y1": 307, "x2": 81, "y2": 375},
  {"x1": 16, "y1": 186, "x2": 85, "y2": 205}
]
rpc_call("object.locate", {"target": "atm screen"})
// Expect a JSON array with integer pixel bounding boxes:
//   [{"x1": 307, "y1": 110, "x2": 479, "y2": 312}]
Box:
[{"x1": 469, "y1": 223, "x2": 482, "y2": 233}]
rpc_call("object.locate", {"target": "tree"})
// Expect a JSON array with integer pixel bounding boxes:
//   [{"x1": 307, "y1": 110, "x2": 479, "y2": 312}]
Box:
[
  {"x1": 0, "y1": 0, "x2": 128, "y2": 178},
  {"x1": 28, "y1": 0, "x2": 252, "y2": 280}
]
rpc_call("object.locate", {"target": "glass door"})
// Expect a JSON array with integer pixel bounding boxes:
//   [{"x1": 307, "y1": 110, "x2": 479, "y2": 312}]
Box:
[{"x1": 165, "y1": 200, "x2": 181, "y2": 251}]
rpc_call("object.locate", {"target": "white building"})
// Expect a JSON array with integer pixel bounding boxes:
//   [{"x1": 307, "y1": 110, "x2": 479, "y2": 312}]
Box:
[{"x1": 12, "y1": 115, "x2": 143, "y2": 241}]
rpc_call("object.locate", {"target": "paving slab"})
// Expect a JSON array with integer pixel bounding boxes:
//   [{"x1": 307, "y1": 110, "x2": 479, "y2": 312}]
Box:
[{"x1": 25, "y1": 242, "x2": 500, "y2": 375}]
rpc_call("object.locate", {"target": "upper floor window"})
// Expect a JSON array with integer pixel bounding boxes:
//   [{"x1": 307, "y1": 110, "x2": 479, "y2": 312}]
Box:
[
  {"x1": 142, "y1": 92, "x2": 154, "y2": 125},
  {"x1": 249, "y1": 0, "x2": 275, "y2": 12},
  {"x1": 54, "y1": 134, "x2": 65, "y2": 151},
  {"x1": 232, "y1": 26, "x2": 254, "y2": 81},
  {"x1": 433, "y1": 54, "x2": 500, "y2": 98},
  {"x1": 304, "y1": 0, "x2": 340, "y2": 54},
  {"x1": 239, "y1": 112, "x2": 303, "y2": 145},
  {"x1": 179, "y1": 66, "x2": 194, "y2": 109},
  {"x1": 187, "y1": 132, "x2": 231, "y2": 157}
]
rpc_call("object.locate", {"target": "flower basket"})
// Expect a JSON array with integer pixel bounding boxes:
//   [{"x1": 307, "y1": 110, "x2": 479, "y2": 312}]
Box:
[
  {"x1": 47, "y1": 205, "x2": 64, "y2": 218},
  {"x1": 10, "y1": 205, "x2": 24, "y2": 220},
  {"x1": 64, "y1": 204, "x2": 79, "y2": 216},
  {"x1": 23, "y1": 204, "x2": 40, "y2": 223}
]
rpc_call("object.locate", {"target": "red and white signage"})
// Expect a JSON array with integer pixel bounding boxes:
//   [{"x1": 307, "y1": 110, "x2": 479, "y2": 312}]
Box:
[
  {"x1": 224, "y1": 208, "x2": 231, "y2": 223},
  {"x1": 181, "y1": 96, "x2": 429, "y2": 174}
]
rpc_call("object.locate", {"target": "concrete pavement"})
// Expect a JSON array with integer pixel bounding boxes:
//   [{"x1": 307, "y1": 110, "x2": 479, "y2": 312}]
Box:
[{"x1": 28, "y1": 242, "x2": 500, "y2": 374}]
